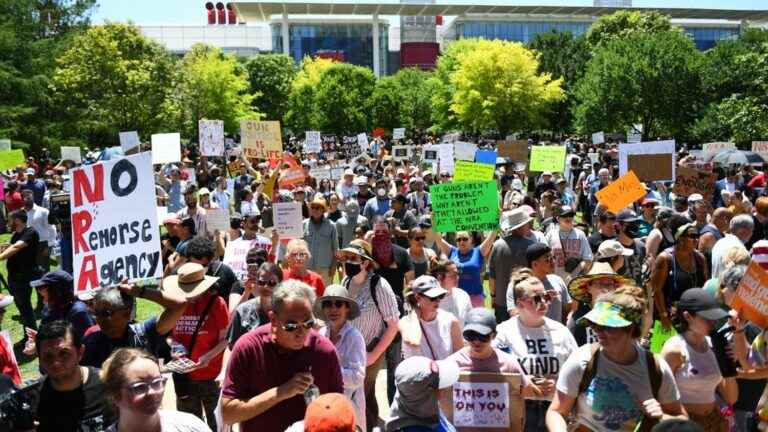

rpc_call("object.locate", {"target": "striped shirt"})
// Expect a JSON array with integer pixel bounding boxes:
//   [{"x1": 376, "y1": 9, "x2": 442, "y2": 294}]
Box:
[
  {"x1": 345, "y1": 274, "x2": 399, "y2": 344},
  {"x1": 752, "y1": 240, "x2": 768, "y2": 270}
]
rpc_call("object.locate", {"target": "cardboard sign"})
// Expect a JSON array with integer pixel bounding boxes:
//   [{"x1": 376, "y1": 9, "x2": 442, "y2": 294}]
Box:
[
  {"x1": 151, "y1": 133, "x2": 181, "y2": 165},
  {"x1": 431, "y1": 181, "x2": 498, "y2": 232},
  {"x1": 357, "y1": 133, "x2": 369, "y2": 151},
  {"x1": 60, "y1": 146, "x2": 82, "y2": 164},
  {"x1": 592, "y1": 131, "x2": 605, "y2": 145},
  {"x1": 119, "y1": 131, "x2": 140, "y2": 152},
  {"x1": 205, "y1": 207, "x2": 230, "y2": 234},
  {"x1": 223, "y1": 237, "x2": 273, "y2": 281},
  {"x1": 439, "y1": 373, "x2": 524, "y2": 432},
  {"x1": 273, "y1": 202, "x2": 303, "y2": 239},
  {"x1": 0, "y1": 149, "x2": 25, "y2": 171},
  {"x1": 529, "y1": 146, "x2": 566, "y2": 172},
  {"x1": 673, "y1": 166, "x2": 717, "y2": 201},
  {"x1": 595, "y1": 170, "x2": 646, "y2": 214},
  {"x1": 70, "y1": 152, "x2": 162, "y2": 292},
  {"x1": 227, "y1": 160, "x2": 241, "y2": 177},
  {"x1": 438, "y1": 144, "x2": 455, "y2": 175},
  {"x1": 423, "y1": 145, "x2": 439, "y2": 162},
  {"x1": 393, "y1": 128, "x2": 405, "y2": 140},
  {"x1": 476, "y1": 150, "x2": 497, "y2": 165},
  {"x1": 732, "y1": 262, "x2": 768, "y2": 329},
  {"x1": 241, "y1": 120, "x2": 282, "y2": 159},
  {"x1": 497, "y1": 140, "x2": 528, "y2": 162},
  {"x1": 454, "y1": 142, "x2": 478, "y2": 161},
  {"x1": 454, "y1": 161, "x2": 495, "y2": 182},
  {"x1": 753, "y1": 141, "x2": 768, "y2": 160},
  {"x1": 703, "y1": 141, "x2": 735, "y2": 159},
  {"x1": 199, "y1": 120, "x2": 225, "y2": 156},
  {"x1": 0, "y1": 139, "x2": 10, "y2": 151},
  {"x1": 392, "y1": 145, "x2": 410, "y2": 161},
  {"x1": 619, "y1": 140, "x2": 675, "y2": 182},
  {"x1": 304, "y1": 131, "x2": 321, "y2": 153}
]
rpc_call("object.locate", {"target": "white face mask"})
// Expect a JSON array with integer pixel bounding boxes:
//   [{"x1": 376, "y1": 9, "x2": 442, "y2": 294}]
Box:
[{"x1": 377, "y1": 188, "x2": 387, "y2": 198}]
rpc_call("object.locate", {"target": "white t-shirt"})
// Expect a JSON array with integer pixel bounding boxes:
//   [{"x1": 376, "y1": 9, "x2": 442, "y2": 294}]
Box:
[
  {"x1": 492, "y1": 316, "x2": 578, "y2": 400},
  {"x1": 545, "y1": 227, "x2": 593, "y2": 279},
  {"x1": 556, "y1": 344, "x2": 680, "y2": 432},
  {"x1": 106, "y1": 410, "x2": 211, "y2": 432},
  {"x1": 439, "y1": 288, "x2": 472, "y2": 328},
  {"x1": 401, "y1": 309, "x2": 456, "y2": 360}
]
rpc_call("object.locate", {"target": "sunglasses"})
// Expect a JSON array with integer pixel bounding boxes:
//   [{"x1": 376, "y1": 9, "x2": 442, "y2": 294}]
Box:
[
  {"x1": 256, "y1": 279, "x2": 278, "y2": 287},
  {"x1": 289, "y1": 252, "x2": 309, "y2": 259},
  {"x1": 322, "y1": 300, "x2": 348, "y2": 309},
  {"x1": 463, "y1": 331, "x2": 491, "y2": 343},
  {"x1": 94, "y1": 308, "x2": 128, "y2": 319},
  {"x1": 456, "y1": 237, "x2": 470, "y2": 242},
  {"x1": 281, "y1": 319, "x2": 315, "y2": 332},
  {"x1": 125, "y1": 376, "x2": 167, "y2": 397},
  {"x1": 527, "y1": 292, "x2": 553, "y2": 305}
]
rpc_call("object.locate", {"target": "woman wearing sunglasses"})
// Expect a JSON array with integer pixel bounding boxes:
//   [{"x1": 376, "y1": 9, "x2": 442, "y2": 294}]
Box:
[
  {"x1": 400, "y1": 275, "x2": 463, "y2": 361},
  {"x1": 434, "y1": 229, "x2": 497, "y2": 307},
  {"x1": 493, "y1": 276, "x2": 577, "y2": 432},
  {"x1": 407, "y1": 227, "x2": 438, "y2": 278},
  {"x1": 316, "y1": 284, "x2": 367, "y2": 431},
  {"x1": 102, "y1": 348, "x2": 211, "y2": 431},
  {"x1": 227, "y1": 262, "x2": 283, "y2": 348}
]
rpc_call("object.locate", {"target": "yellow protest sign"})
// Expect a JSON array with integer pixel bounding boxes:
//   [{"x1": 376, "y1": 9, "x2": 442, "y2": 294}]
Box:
[
  {"x1": 529, "y1": 146, "x2": 566, "y2": 172},
  {"x1": 241, "y1": 120, "x2": 282, "y2": 160},
  {"x1": 454, "y1": 160, "x2": 495, "y2": 182},
  {"x1": 595, "y1": 170, "x2": 646, "y2": 214},
  {"x1": 0, "y1": 149, "x2": 25, "y2": 171}
]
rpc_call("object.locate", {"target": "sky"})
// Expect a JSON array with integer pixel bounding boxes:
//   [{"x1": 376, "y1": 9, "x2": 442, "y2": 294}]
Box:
[{"x1": 94, "y1": 0, "x2": 766, "y2": 25}]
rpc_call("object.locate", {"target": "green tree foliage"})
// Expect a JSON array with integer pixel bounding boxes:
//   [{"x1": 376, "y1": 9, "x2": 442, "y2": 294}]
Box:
[
  {"x1": 313, "y1": 63, "x2": 376, "y2": 136},
  {"x1": 50, "y1": 22, "x2": 175, "y2": 148},
  {"x1": 428, "y1": 39, "x2": 483, "y2": 132},
  {"x1": 370, "y1": 68, "x2": 433, "y2": 134},
  {"x1": 244, "y1": 53, "x2": 296, "y2": 123},
  {"x1": 585, "y1": 11, "x2": 676, "y2": 49},
  {"x1": 166, "y1": 44, "x2": 260, "y2": 138},
  {"x1": 573, "y1": 30, "x2": 704, "y2": 141},
  {"x1": 448, "y1": 39, "x2": 564, "y2": 135},
  {"x1": 285, "y1": 56, "x2": 336, "y2": 133}
]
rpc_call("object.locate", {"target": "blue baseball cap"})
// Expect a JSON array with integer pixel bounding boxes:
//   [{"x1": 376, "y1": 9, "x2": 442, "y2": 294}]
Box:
[{"x1": 31, "y1": 270, "x2": 74, "y2": 294}]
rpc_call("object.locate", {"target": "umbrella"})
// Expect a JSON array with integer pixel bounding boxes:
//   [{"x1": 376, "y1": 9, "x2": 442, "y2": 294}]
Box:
[{"x1": 710, "y1": 150, "x2": 765, "y2": 165}]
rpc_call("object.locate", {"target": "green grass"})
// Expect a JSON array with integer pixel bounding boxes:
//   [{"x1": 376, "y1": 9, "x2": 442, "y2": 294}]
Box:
[{"x1": 0, "y1": 232, "x2": 162, "y2": 380}]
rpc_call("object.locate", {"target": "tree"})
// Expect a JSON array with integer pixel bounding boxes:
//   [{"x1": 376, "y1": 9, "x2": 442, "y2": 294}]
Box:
[
  {"x1": 50, "y1": 22, "x2": 175, "y2": 148},
  {"x1": 244, "y1": 53, "x2": 296, "y2": 123},
  {"x1": 448, "y1": 39, "x2": 564, "y2": 135},
  {"x1": 573, "y1": 30, "x2": 704, "y2": 141},
  {"x1": 284, "y1": 56, "x2": 336, "y2": 133},
  {"x1": 166, "y1": 44, "x2": 260, "y2": 138},
  {"x1": 428, "y1": 38, "x2": 484, "y2": 132},
  {"x1": 585, "y1": 11, "x2": 676, "y2": 49},
  {"x1": 313, "y1": 63, "x2": 376, "y2": 136},
  {"x1": 370, "y1": 68, "x2": 433, "y2": 134}
]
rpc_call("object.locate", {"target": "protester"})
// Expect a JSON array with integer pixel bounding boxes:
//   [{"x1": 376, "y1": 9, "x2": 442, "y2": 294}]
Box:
[
  {"x1": 336, "y1": 199, "x2": 369, "y2": 249},
  {"x1": 588, "y1": 212, "x2": 617, "y2": 253},
  {"x1": 518, "y1": 243, "x2": 572, "y2": 323},
  {"x1": 710, "y1": 214, "x2": 754, "y2": 279},
  {"x1": 399, "y1": 275, "x2": 462, "y2": 360},
  {"x1": 184, "y1": 236, "x2": 243, "y2": 312},
  {"x1": 22, "y1": 189, "x2": 56, "y2": 273},
  {"x1": 434, "y1": 229, "x2": 496, "y2": 307},
  {"x1": 545, "y1": 205, "x2": 593, "y2": 281},
  {"x1": 303, "y1": 196, "x2": 338, "y2": 285},
  {"x1": 407, "y1": 227, "x2": 438, "y2": 278},
  {"x1": 228, "y1": 261, "x2": 283, "y2": 347},
  {"x1": 489, "y1": 208, "x2": 536, "y2": 323},
  {"x1": 0, "y1": 293, "x2": 21, "y2": 385},
  {"x1": 433, "y1": 259, "x2": 472, "y2": 327},
  {"x1": 283, "y1": 238, "x2": 326, "y2": 296},
  {"x1": 31, "y1": 270, "x2": 94, "y2": 351},
  {"x1": 614, "y1": 209, "x2": 647, "y2": 286}
]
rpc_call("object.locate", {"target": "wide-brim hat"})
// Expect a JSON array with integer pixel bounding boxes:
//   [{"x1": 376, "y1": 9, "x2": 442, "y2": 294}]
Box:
[
  {"x1": 163, "y1": 263, "x2": 219, "y2": 299},
  {"x1": 578, "y1": 301, "x2": 638, "y2": 328},
  {"x1": 568, "y1": 262, "x2": 632, "y2": 303},
  {"x1": 314, "y1": 284, "x2": 361, "y2": 320},
  {"x1": 500, "y1": 208, "x2": 532, "y2": 233},
  {"x1": 340, "y1": 240, "x2": 375, "y2": 263}
]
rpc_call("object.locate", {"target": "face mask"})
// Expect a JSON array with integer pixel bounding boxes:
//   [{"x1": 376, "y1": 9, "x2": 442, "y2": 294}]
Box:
[
  {"x1": 377, "y1": 188, "x2": 387, "y2": 198},
  {"x1": 344, "y1": 262, "x2": 362, "y2": 277}
]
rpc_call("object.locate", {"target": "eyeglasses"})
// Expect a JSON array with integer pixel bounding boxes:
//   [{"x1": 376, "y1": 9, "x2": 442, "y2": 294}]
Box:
[
  {"x1": 247, "y1": 262, "x2": 264, "y2": 269},
  {"x1": 289, "y1": 252, "x2": 309, "y2": 259},
  {"x1": 463, "y1": 331, "x2": 491, "y2": 343},
  {"x1": 125, "y1": 377, "x2": 167, "y2": 397},
  {"x1": 456, "y1": 237, "x2": 470, "y2": 242},
  {"x1": 281, "y1": 319, "x2": 315, "y2": 332},
  {"x1": 322, "y1": 300, "x2": 347, "y2": 309},
  {"x1": 94, "y1": 308, "x2": 128, "y2": 319},
  {"x1": 527, "y1": 292, "x2": 553, "y2": 305},
  {"x1": 256, "y1": 279, "x2": 278, "y2": 287}
]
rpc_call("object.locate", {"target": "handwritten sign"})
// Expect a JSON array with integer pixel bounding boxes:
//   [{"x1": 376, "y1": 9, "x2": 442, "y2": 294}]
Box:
[
  {"x1": 151, "y1": 133, "x2": 181, "y2": 165},
  {"x1": 529, "y1": 146, "x2": 566, "y2": 172},
  {"x1": 592, "y1": 131, "x2": 605, "y2": 145},
  {"x1": 341, "y1": 136, "x2": 362, "y2": 159},
  {"x1": 309, "y1": 167, "x2": 331, "y2": 180},
  {"x1": 60, "y1": 146, "x2": 82, "y2": 164},
  {"x1": 753, "y1": 141, "x2": 768, "y2": 160},
  {"x1": 454, "y1": 142, "x2": 478, "y2": 161},
  {"x1": 0, "y1": 149, "x2": 25, "y2": 171},
  {"x1": 673, "y1": 167, "x2": 717, "y2": 202},
  {"x1": 431, "y1": 181, "x2": 498, "y2": 232},
  {"x1": 205, "y1": 207, "x2": 230, "y2": 234},
  {"x1": 223, "y1": 237, "x2": 273, "y2": 281},
  {"x1": 393, "y1": 127, "x2": 405, "y2": 140},
  {"x1": 703, "y1": 142, "x2": 735, "y2": 159},
  {"x1": 438, "y1": 143, "x2": 455, "y2": 175},
  {"x1": 595, "y1": 170, "x2": 646, "y2": 214},
  {"x1": 439, "y1": 373, "x2": 524, "y2": 432},
  {"x1": 241, "y1": 120, "x2": 282, "y2": 159},
  {"x1": 199, "y1": 120, "x2": 224, "y2": 156},
  {"x1": 70, "y1": 152, "x2": 162, "y2": 292},
  {"x1": 497, "y1": 140, "x2": 528, "y2": 162},
  {"x1": 392, "y1": 145, "x2": 410, "y2": 161},
  {"x1": 0, "y1": 139, "x2": 10, "y2": 151},
  {"x1": 619, "y1": 140, "x2": 675, "y2": 182},
  {"x1": 119, "y1": 131, "x2": 140, "y2": 153},
  {"x1": 454, "y1": 161, "x2": 495, "y2": 182},
  {"x1": 304, "y1": 131, "x2": 321, "y2": 153},
  {"x1": 273, "y1": 202, "x2": 303, "y2": 239},
  {"x1": 732, "y1": 262, "x2": 768, "y2": 329}
]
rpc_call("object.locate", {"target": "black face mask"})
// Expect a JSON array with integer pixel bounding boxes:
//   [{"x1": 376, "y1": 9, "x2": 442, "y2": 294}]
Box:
[
  {"x1": 344, "y1": 262, "x2": 362, "y2": 278},
  {"x1": 230, "y1": 220, "x2": 242, "y2": 230}
]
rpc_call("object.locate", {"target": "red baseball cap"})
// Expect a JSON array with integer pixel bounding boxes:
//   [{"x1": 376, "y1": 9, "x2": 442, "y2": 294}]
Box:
[{"x1": 304, "y1": 393, "x2": 356, "y2": 432}]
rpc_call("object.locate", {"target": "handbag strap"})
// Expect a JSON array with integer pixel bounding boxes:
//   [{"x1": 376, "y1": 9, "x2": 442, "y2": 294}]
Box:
[
  {"x1": 186, "y1": 295, "x2": 217, "y2": 355},
  {"x1": 418, "y1": 318, "x2": 438, "y2": 360}
]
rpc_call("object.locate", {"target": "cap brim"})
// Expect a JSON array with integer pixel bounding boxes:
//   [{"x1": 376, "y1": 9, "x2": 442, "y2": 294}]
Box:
[
  {"x1": 0, "y1": 295, "x2": 13, "y2": 308},
  {"x1": 463, "y1": 323, "x2": 494, "y2": 336},
  {"x1": 30, "y1": 279, "x2": 45, "y2": 288},
  {"x1": 621, "y1": 248, "x2": 634, "y2": 256},
  {"x1": 164, "y1": 275, "x2": 219, "y2": 299},
  {"x1": 423, "y1": 287, "x2": 448, "y2": 298},
  {"x1": 578, "y1": 308, "x2": 633, "y2": 328},
  {"x1": 435, "y1": 358, "x2": 460, "y2": 389},
  {"x1": 695, "y1": 308, "x2": 729, "y2": 321}
]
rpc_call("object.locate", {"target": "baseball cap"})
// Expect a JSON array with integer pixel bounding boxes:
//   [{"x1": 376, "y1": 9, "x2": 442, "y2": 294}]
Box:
[
  {"x1": 687, "y1": 193, "x2": 704, "y2": 203},
  {"x1": 418, "y1": 216, "x2": 432, "y2": 229},
  {"x1": 526, "y1": 243, "x2": 551, "y2": 264},
  {"x1": 463, "y1": 307, "x2": 497, "y2": 336},
  {"x1": 542, "y1": 171, "x2": 553, "y2": 177},
  {"x1": 304, "y1": 393, "x2": 356, "y2": 432},
  {"x1": 558, "y1": 205, "x2": 576, "y2": 218},
  {"x1": 616, "y1": 209, "x2": 639, "y2": 223},
  {"x1": 26, "y1": 168, "x2": 35, "y2": 176},
  {"x1": 353, "y1": 176, "x2": 367, "y2": 186},
  {"x1": 410, "y1": 275, "x2": 447, "y2": 299},
  {"x1": 395, "y1": 356, "x2": 460, "y2": 393},
  {"x1": 31, "y1": 270, "x2": 74, "y2": 294},
  {"x1": 677, "y1": 288, "x2": 729, "y2": 321},
  {"x1": 596, "y1": 240, "x2": 634, "y2": 259}
]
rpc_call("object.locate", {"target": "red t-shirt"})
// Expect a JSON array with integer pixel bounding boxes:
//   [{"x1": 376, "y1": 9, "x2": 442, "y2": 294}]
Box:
[
  {"x1": 172, "y1": 293, "x2": 229, "y2": 380},
  {"x1": 748, "y1": 172, "x2": 766, "y2": 189},
  {"x1": 222, "y1": 324, "x2": 344, "y2": 432},
  {"x1": 283, "y1": 269, "x2": 325, "y2": 296},
  {"x1": 0, "y1": 336, "x2": 21, "y2": 385},
  {"x1": 5, "y1": 192, "x2": 23, "y2": 212}
]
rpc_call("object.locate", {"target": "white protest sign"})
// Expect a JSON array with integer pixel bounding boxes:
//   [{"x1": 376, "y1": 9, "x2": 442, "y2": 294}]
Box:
[
  {"x1": 392, "y1": 145, "x2": 410, "y2": 161},
  {"x1": 627, "y1": 124, "x2": 642, "y2": 143},
  {"x1": 305, "y1": 131, "x2": 322, "y2": 153},
  {"x1": 309, "y1": 167, "x2": 331, "y2": 180},
  {"x1": 753, "y1": 141, "x2": 768, "y2": 160},
  {"x1": 454, "y1": 142, "x2": 477, "y2": 161},
  {"x1": 438, "y1": 143, "x2": 455, "y2": 175},
  {"x1": 273, "y1": 202, "x2": 303, "y2": 239},
  {"x1": 119, "y1": 131, "x2": 141, "y2": 152},
  {"x1": 588, "y1": 152, "x2": 600, "y2": 164},
  {"x1": 453, "y1": 381, "x2": 510, "y2": 428},
  {"x1": 357, "y1": 133, "x2": 369, "y2": 151},
  {"x1": 618, "y1": 140, "x2": 676, "y2": 182},
  {"x1": 205, "y1": 207, "x2": 230, "y2": 234},
  {"x1": 330, "y1": 167, "x2": 346, "y2": 180},
  {"x1": 70, "y1": 152, "x2": 162, "y2": 292},
  {"x1": 703, "y1": 142, "x2": 736, "y2": 159},
  {"x1": 151, "y1": 133, "x2": 181, "y2": 165},
  {"x1": 592, "y1": 131, "x2": 605, "y2": 145},
  {"x1": 223, "y1": 236, "x2": 273, "y2": 281},
  {"x1": 443, "y1": 132, "x2": 460, "y2": 143},
  {"x1": 393, "y1": 128, "x2": 405, "y2": 140},
  {"x1": 423, "y1": 145, "x2": 439, "y2": 162},
  {"x1": 156, "y1": 207, "x2": 169, "y2": 224},
  {"x1": 226, "y1": 178, "x2": 235, "y2": 197},
  {"x1": 199, "y1": 120, "x2": 224, "y2": 156},
  {"x1": 0, "y1": 139, "x2": 10, "y2": 151},
  {"x1": 61, "y1": 146, "x2": 82, "y2": 164}
]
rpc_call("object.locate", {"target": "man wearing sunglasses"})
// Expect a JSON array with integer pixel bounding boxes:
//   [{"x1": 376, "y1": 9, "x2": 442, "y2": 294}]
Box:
[{"x1": 222, "y1": 280, "x2": 343, "y2": 432}]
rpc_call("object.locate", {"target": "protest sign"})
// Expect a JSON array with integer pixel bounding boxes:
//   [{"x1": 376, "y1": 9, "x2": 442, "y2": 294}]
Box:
[
  {"x1": 392, "y1": 145, "x2": 410, "y2": 161},
  {"x1": 278, "y1": 155, "x2": 305, "y2": 188},
  {"x1": 431, "y1": 181, "x2": 498, "y2": 232},
  {"x1": 731, "y1": 262, "x2": 768, "y2": 329},
  {"x1": 443, "y1": 132, "x2": 460, "y2": 143},
  {"x1": 309, "y1": 166, "x2": 331, "y2": 180},
  {"x1": 151, "y1": 133, "x2": 181, "y2": 165},
  {"x1": 588, "y1": 152, "x2": 600, "y2": 164},
  {"x1": 592, "y1": 131, "x2": 605, "y2": 145},
  {"x1": 304, "y1": 131, "x2": 321, "y2": 153},
  {"x1": 341, "y1": 136, "x2": 362, "y2": 159},
  {"x1": 273, "y1": 202, "x2": 303, "y2": 239},
  {"x1": 423, "y1": 145, "x2": 439, "y2": 162},
  {"x1": 753, "y1": 141, "x2": 768, "y2": 160},
  {"x1": 475, "y1": 149, "x2": 497, "y2": 165},
  {"x1": 227, "y1": 160, "x2": 241, "y2": 177},
  {"x1": 205, "y1": 208, "x2": 230, "y2": 234},
  {"x1": 454, "y1": 161, "x2": 495, "y2": 182},
  {"x1": 199, "y1": 120, "x2": 225, "y2": 156},
  {"x1": 0, "y1": 139, "x2": 10, "y2": 151},
  {"x1": 529, "y1": 146, "x2": 566, "y2": 172},
  {"x1": 703, "y1": 141, "x2": 735, "y2": 159},
  {"x1": 156, "y1": 207, "x2": 168, "y2": 224},
  {"x1": 0, "y1": 149, "x2": 25, "y2": 171},
  {"x1": 70, "y1": 152, "x2": 162, "y2": 292},
  {"x1": 454, "y1": 142, "x2": 478, "y2": 161},
  {"x1": 595, "y1": 170, "x2": 646, "y2": 214},
  {"x1": 241, "y1": 120, "x2": 282, "y2": 159},
  {"x1": 673, "y1": 166, "x2": 717, "y2": 201},
  {"x1": 223, "y1": 237, "x2": 273, "y2": 281},
  {"x1": 618, "y1": 140, "x2": 675, "y2": 182},
  {"x1": 438, "y1": 373, "x2": 524, "y2": 432},
  {"x1": 393, "y1": 128, "x2": 405, "y2": 140},
  {"x1": 497, "y1": 140, "x2": 528, "y2": 162},
  {"x1": 61, "y1": 146, "x2": 82, "y2": 164},
  {"x1": 226, "y1": 146, "x2": 242, "y2": 159},
  {"x1": 330, "y1": 167, "x2": 346, "y2": 180},
  {"x1": 357, "y1": 133, "x2": 369, "y2": 151},
  {"x1": 627, "y1": 124, "x2": 642, "y2": 143},
  {"x1": 438, "y1": 143, "x2": 455, "y2": 175},
  {"x1": 119, "y1": 131, "x2": 140, "y2": 152}
]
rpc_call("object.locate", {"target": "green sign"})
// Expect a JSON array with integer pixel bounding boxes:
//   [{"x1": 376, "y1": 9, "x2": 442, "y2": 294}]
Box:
[
  {"x1": 454, "y1": 160, "x2": 495, "y2": 182},
  {"x1": 0, "y1": 149, "x2": 25, "y2": 171},
  {"x1": 529, "y1": 145, "x2": 566, "y2": 172},
  {"x1": 431, "y1": 181, "x2": 499, "y2": 233}
]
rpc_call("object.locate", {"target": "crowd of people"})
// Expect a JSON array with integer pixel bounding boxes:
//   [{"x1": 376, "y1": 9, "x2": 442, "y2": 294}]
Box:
[{"x1": 0, "y1": 136, "x2": 767, "y2": 432}]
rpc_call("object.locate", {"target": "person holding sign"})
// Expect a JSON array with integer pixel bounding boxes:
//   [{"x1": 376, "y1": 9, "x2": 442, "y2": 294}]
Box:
[
  {"x1": 434, "y1": 230, "x2": 497, "y2": 308},
  {"x1": 544, "y1": 206, "x2": 593, "y2": 282}
]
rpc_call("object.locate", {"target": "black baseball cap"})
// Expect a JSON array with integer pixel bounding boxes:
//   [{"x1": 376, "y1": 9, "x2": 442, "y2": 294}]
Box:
[
  {"x1": 392, "y1": 193, "x2": 408, "y2": 204},
  {"x1": 616, "y1": 209, "x2": 639, "y2": 223},
  {"x1": 463, "y1": 307, "x2": 497, "y2": 336},
  {"x1": 526, "y1": 243, "x2": 551, "y2": 265},
  {"x1": 677, "y1": 288, "x2": 728, "y2": 321}
]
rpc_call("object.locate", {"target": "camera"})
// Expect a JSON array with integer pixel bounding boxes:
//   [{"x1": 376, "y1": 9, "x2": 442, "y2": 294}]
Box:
[
  {"x1": 49, "y1": 192, "x2": 71, "y2": 227},
  {"x1": 0, "y1": 379, "x2": 40, "y2": 432}
]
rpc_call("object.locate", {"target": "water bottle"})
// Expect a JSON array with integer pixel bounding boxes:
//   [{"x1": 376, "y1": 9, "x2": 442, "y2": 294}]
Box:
[{"x1": 304, "y1": 366, "x2": 320, "y2": 405}]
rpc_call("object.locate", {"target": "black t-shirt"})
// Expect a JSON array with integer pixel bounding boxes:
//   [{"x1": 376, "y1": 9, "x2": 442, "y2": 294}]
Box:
[
  {"x1": 374, "y1": 244, "x2": 413, "y2": 301},
  {"x1": 209, "y1": 260, "x2": 243, "y2": 298},
  {"x1": 8, "y1": 226, "x2": 39, "y2": 276},
  {"x1": 82, "y1": 317, "x2": 167, "y2": 367},
  {"x1": 588, "y1": 232, "x2": 615, "y2": 254},
  {"x1": 36, "y1": 366, "x2": 109, "y2": 432}
]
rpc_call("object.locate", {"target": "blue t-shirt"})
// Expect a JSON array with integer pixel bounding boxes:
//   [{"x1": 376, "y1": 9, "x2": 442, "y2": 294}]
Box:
[
  {"x1": 449, "y1": 246, "x2": 484, "y2": 296},
  {"x1": 81, "y1": 316, "x2": 166, "y2": 367},
  {"x1": 41, "y1": 300, "x2": 95, "y2": 341}
]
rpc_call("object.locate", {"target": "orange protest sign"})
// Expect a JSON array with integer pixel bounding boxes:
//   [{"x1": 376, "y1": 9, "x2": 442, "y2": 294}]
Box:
[
  {"x1": 731, "y1": 262, "x2": 768, "y2": 329},
  {"x1": 279, "y1": 155, "x2": 305, "y2": 189},
  {"x1": 595, "y1": 170, "x2": 646, "y2": 214}
]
